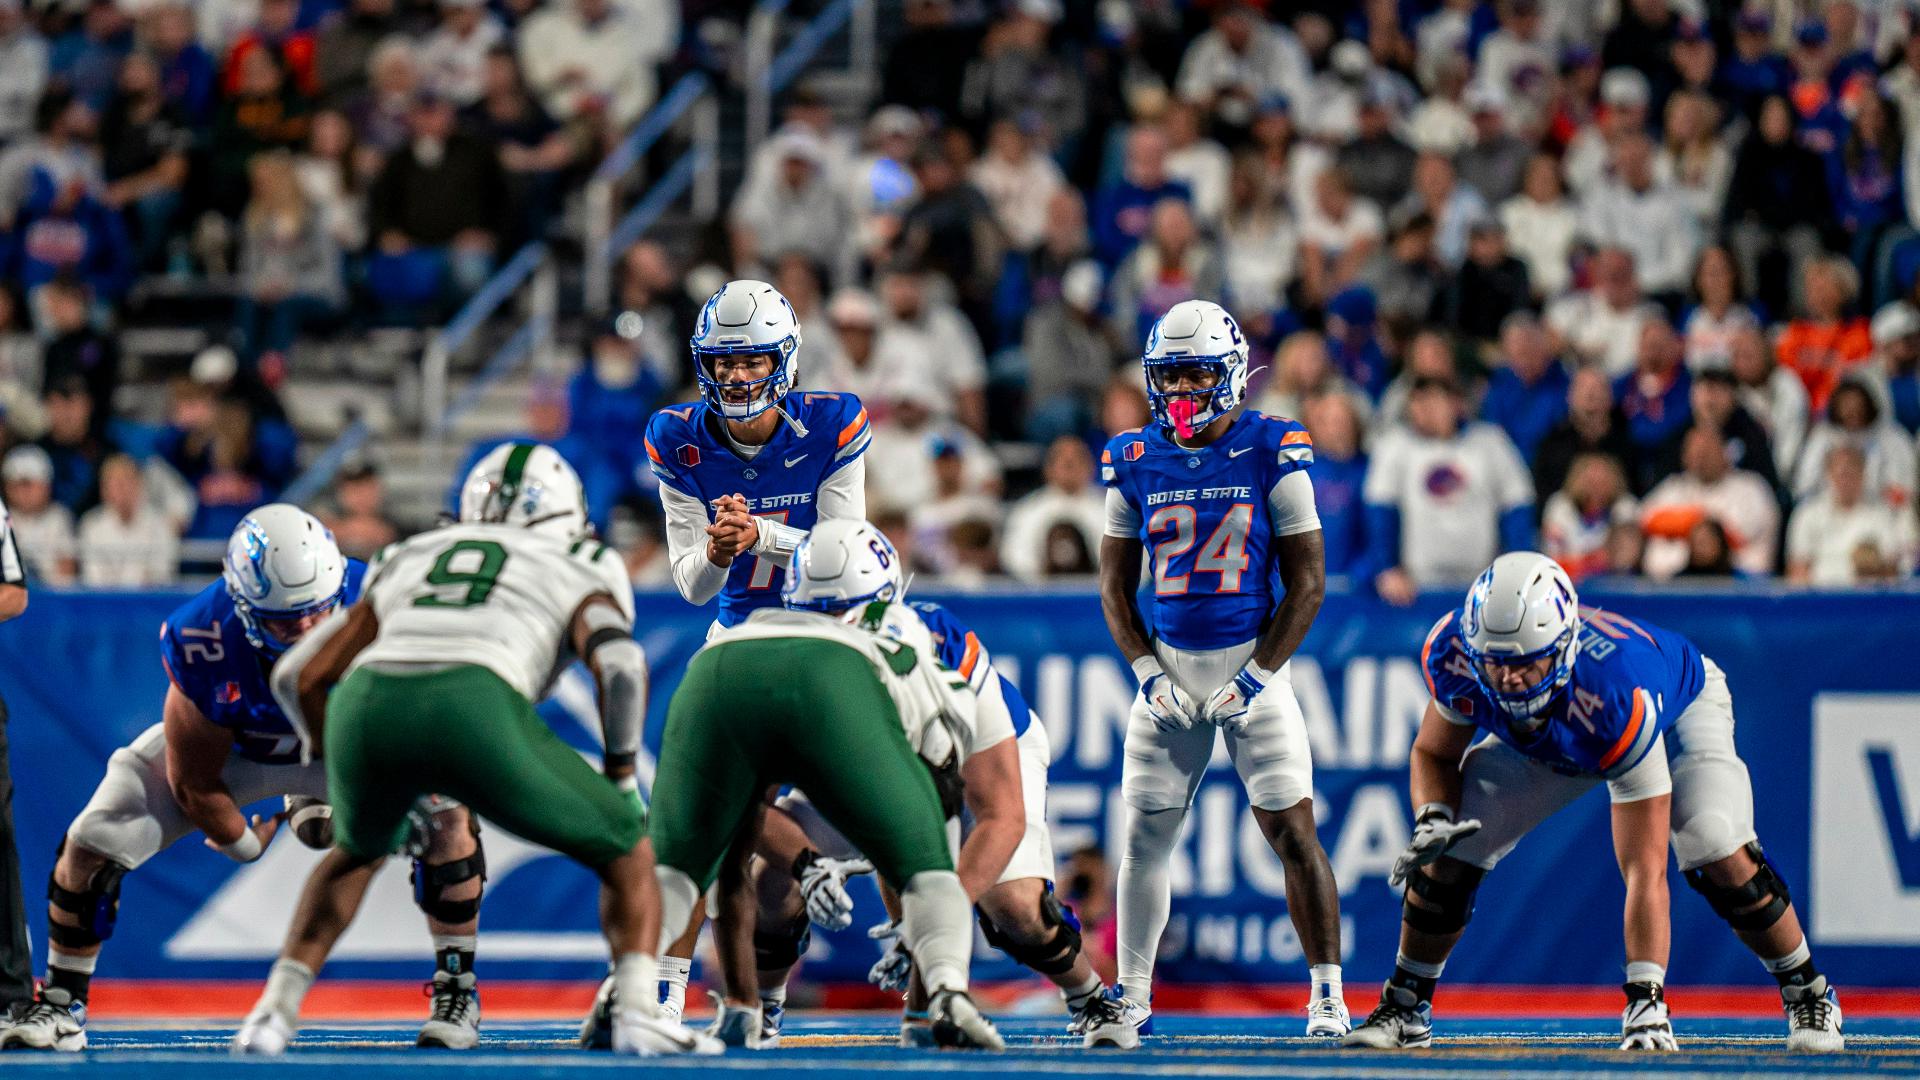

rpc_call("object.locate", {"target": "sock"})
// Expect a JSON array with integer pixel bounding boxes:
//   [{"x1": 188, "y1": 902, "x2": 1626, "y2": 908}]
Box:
[
  {"x1": 899, "y1": 870, "x2": 973, "y2": 995},
  {"x1": 1309, "y1": 963, "x2": 1343, "y2": 1004},
  {"x1": 46, "y1": 948, "x2": 97, "y2": 1003},
  {"x1": 259, "y1": 958, "x2": 316, "y2": 1021},
  {"x1": 1062, "y1": 973, "x2": 1102, "y2": 1013},
  {"x1": 432, "y1": 933, "x2": 477, "y2": 979},
  {"x1": 613, "y1": 953, "x2": 659, "y2": 1018},
  {"x1": 1116, "y1": 805, "x2": 1187, "y2": 1003},
  {"x1": 1762, "y1": 940, "x2": 1822, "y2": 990},
  {"x1": 658, "y1": 954, "x2": 692, "y2": 1015},
  {"x1": 1391, "y1": 953, "x2": 1445, "y2": 1004},
  {"x1": 758, "y1": 983, "x2": 787, "y2": 1014},
  {"x1": 1624, "y1": 961, "x2": 1665, "y2": 988},
  {"x1": 654, "y1": 867, "x2": 699, "y2": 958}
]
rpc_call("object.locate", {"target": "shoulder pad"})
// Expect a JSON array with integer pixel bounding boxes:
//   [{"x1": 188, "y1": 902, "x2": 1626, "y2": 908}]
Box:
[
  {"x1": 1101, "y1": 428, "x2": 1148, "y2": 485},
  {"x1": 1252, "y1": 413, "x2": 1315, "y2": 466},
  {"x1": 800, "y1": 391, "x2": 869, "y2": 463},
  {"x1": 645, "y1": 402, "x2": 706, "y2": 486},
  {"x1": 852, "y1": 600, "x2": 939, "y2": 662}
]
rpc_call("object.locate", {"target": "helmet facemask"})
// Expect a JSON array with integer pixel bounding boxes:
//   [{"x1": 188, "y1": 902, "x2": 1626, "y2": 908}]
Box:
[{"x1": 1146, "y1": 355, "x2": 1240, "y2": 439}]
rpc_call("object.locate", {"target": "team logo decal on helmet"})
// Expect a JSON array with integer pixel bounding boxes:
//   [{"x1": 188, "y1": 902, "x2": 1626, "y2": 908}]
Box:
[{"x1": 222, "y1": 504, "x2": 348, "y2": 656}]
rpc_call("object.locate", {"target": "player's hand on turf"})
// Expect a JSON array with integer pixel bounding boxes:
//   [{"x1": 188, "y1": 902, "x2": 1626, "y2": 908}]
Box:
[
  {"x1": 1389, "y1": 808, "x2": 1482, "y2": 886},
  {"x1": 1134, "y1": 657, "x2": 1199, "y2": 732},
  {"x1": 867, "y1": 921, "x2": 912, "y2": 992},
  {"x1": 796, "y1": 853, "x2": 873, "y2": 931},
  {"x1": 1201, "y1": 661, "x2": 1272, "y2": 734}
]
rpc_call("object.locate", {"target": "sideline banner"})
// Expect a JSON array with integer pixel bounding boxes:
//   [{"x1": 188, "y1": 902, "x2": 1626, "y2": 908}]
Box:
[{"x1": 3, "y1": 587, "x2": 1917, "y2": 987}]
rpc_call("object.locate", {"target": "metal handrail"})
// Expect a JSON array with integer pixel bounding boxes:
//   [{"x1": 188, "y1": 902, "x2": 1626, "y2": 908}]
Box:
[
  {"x1": 743, "y1": 0, "x2": 872, "y2": 156},
  {"x1": 281, "y1": 418, "x2": 371, "y2": 507},
  {"x1": 420, "y1": 241, "x2": 547, "y2": 436},
  {"x1": 583, "y1": 73, "x2": 721, "y2": 313},
  {"x1": 601, "y1": 145, "x2": 711, "y2": 266}
]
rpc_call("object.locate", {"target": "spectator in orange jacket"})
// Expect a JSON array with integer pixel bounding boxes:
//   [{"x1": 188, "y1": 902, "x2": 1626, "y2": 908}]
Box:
[{"x1": 1775, "y1": 256, "x2": 1872, "y2": 411}]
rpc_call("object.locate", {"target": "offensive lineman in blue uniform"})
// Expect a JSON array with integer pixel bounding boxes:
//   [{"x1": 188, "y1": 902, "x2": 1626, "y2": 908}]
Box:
[
  {"x1": 1098, "y1": 300, "x2": 1348, "y2": 1037},
  {"x1": 1345, "y1": 552, "x2": 1844, "y2": 1052},
  {"x1": 2, "y1": 507, "x2": 488, "y2": 1052}
]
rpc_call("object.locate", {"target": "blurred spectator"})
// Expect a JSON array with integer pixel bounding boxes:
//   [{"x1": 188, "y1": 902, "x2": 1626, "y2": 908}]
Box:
[
  {"x1": 1534, "y1": 366, "x2": 1635, "y2": 501},
  {"x1": 1577, "y1": 130, "x2": 1699, "y2": 300},
  {"x1": 959, "y1": 0, "x2": 1082, "y2": 151},
  {"x1": 612, "y1": 238, "x2": 686, "y2": 384},
  {"x1": 312, "y1": 0, "x2": 394, "y2": 107},
  {"x1": 1683, "y1": 367, "x2": 1780, "y2": 492},
  {"x1": 1546, "y1": 247, "x2": 1660, "y2": 375},
  {"x1": 609, "y1": 500, "x2": 668, "y2": 586},
  {"x1": 1455, "y1": 84, "x2": 1530, "y2": 207},
  {"x1": 874, "y1": 263, "x2": 987, "y2": 434},
  {"x1": 1436, "y1": 218, "x2": 1529, "y2": 343},
  {"x1": 1175, "y1": 1, "x2": 1312, "y2": 134},
  {"x1": 1397, "y1": 151, "x2": 1486, "y2": 270},
  {"x1": 844, "y1": 105, "x2": 921, "y2": 266},
  {"x1": 742, "y1": 86, "x2": 857, "y2": 206},
  {"x1": 346, "y1": 38, "x2": 420, "y2": 157},
  {"x1": 1725, "y1": 95, "x2": 1828, "y2": 316},
  {"x1": 1542, "y1": 451, "x2": 1638, "y2": 582},
  {"x1": 880, "y1": 0, "x2": 978, "y2": 120},
  {"x1": 1415, "y1": 1, "x2": 1497, "y2": 96},
  {"x1": 1090, "y1": 125, "x2": 1190, "y2": 269},
  {"x1": 1655, "y1": 89, "x2": 1731, "y2": 231},
  {"x1": 1362, "y1": 210, "x2": 1442, "y2": 335},
  {"x1": 1792, "y1": 379, "x2": 1916, "y2": 508},
  {"x1": 1000, "y1": 435, "x2": 1104, "y2": 582},
  {"x1": 1728, "y1": 324, "x2": 1810, "y2": 481},
  {"x1": 868, "y1": 381, "x2": 1000, "y2": 516},
  {"x1": 1867, "y1": 301, "x2": 1920, "y2": 435},
  {"x1": 99, "y1": 51, "x2": 190, "y2": 272},
  {"x1": 222, "y1": 0, "x2": 317, "y2": 99},
  {"x1": 76, "y1": 452, "x2": 176, "y2": 586},
  {"x1": 1258, "y1": 330, "x2": 1370, "y2": 424},
  {"x1": 1481, "y1": 313, "x2": 1567, "y2": 464},
  {"x1": 1564, "y1": 67, "x2": 1650, "y2": 198},
  {"x1": 159, "y1": 387, "x2": 294, "y2": 542},
  {"x1": 1021, "y1": 260, "x2": 1117, "y2": 442},
  {"x1": 1377, "y1": 329, "x2": 1466, "y2": 430},
  {"x1": 1681, "y1": 245, "x2": 1761, "y2": 371},
  {"x1": 815, "y1": 287, "x2": 890, "y2": 403},
  {"x1": 1299, "y1": 167, "x2": 1382, "y2": 308},
  {"x1": 1, "y1": 445, "x2": 74, "y2": 583},
  {"x1": 1404, "y1": 53, "x2": 1473, "y2": 155},
  {"x1": 910, "y1": 436, "x2": 1004, "y2": 577},
  {"x1": 34, "y1": 376, "x2": 114, "y2": 511},
  {"x1": 1334, "y1": 93, "x2": 1414, "y2": 211},
  {"x1": 1108, "y1": 198, "x2": 1221, "y2": 346},
  {"x1": 970, "y1": 117, "x2": 1065, "y2": 253},
  {"x1": 897, "y1": 144, "x2": 1000, "y2": 321},
  {"x1": 567, "y1": 313, "x2": 663, "y2": 521},
  {"x1": 38, "y1": 278, "x2": 118, "y2": 417},
  {"x1": 1785, "y1": 443, "x2": 1918, "y2": 585},
  {"x1": 462, "y1": 47, "x2": 573, "y2": 242},
  {"x1": 1301, "y1": 391, "x2": 1369, "y2": 580},
  {"x1": 55, "y1": 0, "x2": 133, "y2": 113},
  {"x1": 210, "y1": 48, "x2": 311, "y2": 209},
  {"x1": 1323, "y1": 286, "x2": 1388, "y2": 402},
  {"x1": 0, "y1": 95, "x2": 131, "y2": 308},
  {"x1": 1093, "y1": 375, "x2": 1149, "y2": 445},
  {"x1": 729, "y1": 130, "x2": 851, "y2": 283},
  {"x1": 317, "y1": 459, "x2": 396, "y2": 561},
  {"x1": 1775, "y1": 256, "x2": 1872, "y2": 413},
  {"x1": 367, "y1": 93, "x2": 506, "y2": 312},
  {"x1": 420, "y1": 0, "x2": 504, "y2": 107},
  {"x1": 1829, "y1": 91, "x2": 1906, "y2": 298},
  {"x1": 142, "y1": 3, "x2": 216, "y2": 128},
  {"x1": 1220, "y1": 152, "x2": 1297, "y2": 314},
  {"x1": 1719, "y1": 10, "x2": 1789, "y2": 122},
  {"x1": 516, "y1": 0, "x2": 675, "y2": 133},
  {"x1": 1615, "y1": 318, "x2": 1693, "y2": 491},
  {"x1": 1499, "y1": 151, "x2": 1576, "y2": 299},
  {"x1": 0, "y1": 289, "x2": 41, "y2": 434},
  {"x1": 1365, "y1": 375, "x2": 1534, "y2": 603},
  {"x1": 1639, "y1": 425, "x2": 1778, "y2": 579},
  {"x1": 1669, "y1": 518, "x2": 1738, "y2": 578},
  {"x1": 237, "y1": 151, "x2": 343, "y2": 362},
  {"x1": 0, "y1": 0, "x2": 49, "y2": 146},
  {"x1": 296, "y1": 109, "x2": 369, "y2": 251},
  {"x1": 1477, "y1": 0, "x2": 1553, "y2": 109}
]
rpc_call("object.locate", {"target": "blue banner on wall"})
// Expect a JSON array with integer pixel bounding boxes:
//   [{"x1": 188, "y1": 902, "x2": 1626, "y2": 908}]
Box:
[{"x1": 2, "y1": 587, "x2": 1918, "y2": 989}]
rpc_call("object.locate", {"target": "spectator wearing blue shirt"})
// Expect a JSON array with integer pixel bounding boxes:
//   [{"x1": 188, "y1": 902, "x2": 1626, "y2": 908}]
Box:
[
  {"x1": 1089, "y1": 125, "x2": 1189, "y2": 269},
  {"x1": 1301, "y1": 390, "x2": 1370, "y2": 582},
  {"x1": 1615, "y1": 318, "x2": 1694, "y2": 491},
  {"x1": 566, "y1": 313, "x2": 663, "y2": 520},
  {"x1": 1324, "y1": 285, "x2": 1388, "y2": 401},
  {"x1": 48, "y1": 0, "x2": 131, "y2": 112},
  {"x1": 148, "y1": 3, "x2": 217, "y2": 127},
  {"x1": 1869, "y1": 300, "x2": 1920, "y2": 435},
  {"x1": 1717, "y1": 9, "x2": 1791, "y2": 122},
  {"x1": 1481, "y1": 312, "x2": 1569, "y2": 464}
]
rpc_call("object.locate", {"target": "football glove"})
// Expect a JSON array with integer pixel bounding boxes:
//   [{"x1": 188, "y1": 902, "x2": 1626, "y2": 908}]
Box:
[
  {"x1": 867, "y1": 920, "x2": 912, "y2": 993},
  {"x1": 1201, "y1": 660, "x2": 1273, "y2": 734},
  {"x1": 1133, "y1": 656, "x2": 1198, "y2": 733},
  {"x1": 795, "y1": 851, "x2": 873, "y2": 932},
  {"x1": 1390, "y1": 805, "x2": 1484, "y2": 886}
]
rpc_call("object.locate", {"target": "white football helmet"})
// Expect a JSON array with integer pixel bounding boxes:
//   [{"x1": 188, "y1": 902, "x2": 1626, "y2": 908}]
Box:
[
  {"x1": 1142, "y1": 299, "x2": 1251, "y2": 438},
  {"x1": 782, "y1": 518, "x2": 905, "y2": 613},
  {"x1": 691, "y1": 279, "x2": 802, "y2": 421},
  {"x1": 222, "y1": 504, "x2": 348, "y2": 656},
  {"x1": 458, "y1": 441, "x2": 589, "y2": 541},
  {"x1": 1459, "y1": 552, "x2": 1582, "y2": 722}
]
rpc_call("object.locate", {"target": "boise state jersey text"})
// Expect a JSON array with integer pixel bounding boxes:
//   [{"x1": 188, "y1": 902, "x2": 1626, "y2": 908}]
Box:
[
  {"x1": 159, "y1": 560, "x2": 369, "y2": 765},
  {"x1": 646, "y1": 392, "x2": 870, "y2": 626},
  {"x1": 1422, "y1": 605, "x2": 1707, "y2": 778},
  {"x1": 911, "y1": 600, "x2": 1031, "y2": 738},
  {"x1": 1102, "y1": 413, "x2": 1315, "y2": 650}
]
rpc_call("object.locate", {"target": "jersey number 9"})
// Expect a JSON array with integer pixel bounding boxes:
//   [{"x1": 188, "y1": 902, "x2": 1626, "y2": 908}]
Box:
[{"x1": 413, "y1": 540, "x2": 510, "y2": 609}]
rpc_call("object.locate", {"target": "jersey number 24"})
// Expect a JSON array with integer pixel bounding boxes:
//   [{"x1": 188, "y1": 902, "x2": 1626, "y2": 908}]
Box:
[{"x1": 1147, "y1": 503, "x2": 1252, "y2": 595}]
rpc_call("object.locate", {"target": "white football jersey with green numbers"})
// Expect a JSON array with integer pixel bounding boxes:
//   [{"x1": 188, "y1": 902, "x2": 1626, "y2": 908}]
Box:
[{"x1": 352, "y1": 523, "x2": 636, "y2": 703}]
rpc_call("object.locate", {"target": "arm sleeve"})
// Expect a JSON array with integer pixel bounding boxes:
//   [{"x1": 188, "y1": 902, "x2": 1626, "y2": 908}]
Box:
[
  {"x1": 1268, "y1": 468, "x2": 1320, "y2": 536},
  {"x1": 660, "y1": 482, "x2": 731, "y2": 605},
  {"x1": 0, "y1": 498, "x2": 23, "y2": 586},
  {"x1": 1104, "y1": 486, "x2": 1142, "y2": 538}
]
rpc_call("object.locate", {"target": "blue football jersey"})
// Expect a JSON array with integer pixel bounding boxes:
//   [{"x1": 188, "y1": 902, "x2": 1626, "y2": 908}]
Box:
[
  {"x1": 160, "y1": 560, "x2": 368, "y2": 765},
  {"x1": 1101, "y1": 413, "x2": 1315, "y2": 650},
  {"x1": 911, "y1": 600, "x2": 1031, "y2": 738},
  {"x1": 1422, "y1": 605, "x2": 1707, "y2": 778},
  {"x1": 646, "y1": 392, "x2": 871, "y2": 627}
]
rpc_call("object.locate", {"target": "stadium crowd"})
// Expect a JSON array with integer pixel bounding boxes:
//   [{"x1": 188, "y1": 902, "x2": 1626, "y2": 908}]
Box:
[{"x1": 3, "y1": 0, "x2": 1920, "y2": 595}]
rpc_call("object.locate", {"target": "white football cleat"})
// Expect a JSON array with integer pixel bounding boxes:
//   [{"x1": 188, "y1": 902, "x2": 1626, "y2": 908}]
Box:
[
  {"x1": 1784, "y1": 980, "x2": 1844, "y2": 1052},
  {"x1": 418, "y1": 971, "x2": 481, "y2": 1049},
  {"x1": 1342, "y1": 985, "x2": 1433, "y2": 1049},
  {"x1": 704, "y1": 991, "x2": 764, "y2": 1050},
  {"x1": 611, "y1": 1007, "x2": 724, "y2": 1056},
  {"x1": 1068, "y1": 988, "x2": 1140, "y2": 1049},
  {"x1": 928, "y1": 989, "x2": 1005, "y2": 1050},
  {"x1": 1620, "y1": 986, "x2": 1677, "y2": 1051},
  {"x1": 231, "y1": 1010, "x2": 294, "y2": 1056},
  {"x1": 2, "y1": 990, "x2": 88, "y2": 1052},
  {"x1": 1306, "y1": 994, "x2": 1352, "y2": 1038}
]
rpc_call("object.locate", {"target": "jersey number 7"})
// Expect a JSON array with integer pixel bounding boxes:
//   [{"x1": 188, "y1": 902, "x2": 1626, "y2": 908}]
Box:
[
  {"x1": 747, "y1": 510, "x2": 791, "y2": 591},
  {"x1": 1148, "y1": 503, "x2": 1253, "y2": 595}
]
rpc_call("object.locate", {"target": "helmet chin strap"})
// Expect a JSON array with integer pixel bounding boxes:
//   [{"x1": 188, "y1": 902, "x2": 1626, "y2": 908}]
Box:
[{"x1": 773, "y1": 401, "x2": 809, "y2": 438}]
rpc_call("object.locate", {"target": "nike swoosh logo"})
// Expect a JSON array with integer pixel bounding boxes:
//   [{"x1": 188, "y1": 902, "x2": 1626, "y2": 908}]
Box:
[
  {"x1": 1228, "y1": 448, "x2": 1252, "y2": 458},
  {"x1": 784, "y1": 454, "x2": 808, "y2": 467}
]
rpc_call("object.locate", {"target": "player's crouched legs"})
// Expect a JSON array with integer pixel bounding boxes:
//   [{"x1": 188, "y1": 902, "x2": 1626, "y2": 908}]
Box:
[
  {"x1": 980, "y1": 879, "x2": 1134, "y2": 1049},
  {"x1": 412, "y1": 800, "x2": 485, "y2": 1049},
  {"x1": 1345, "y1": 858, "x2": 1485, "y2": 1050}
]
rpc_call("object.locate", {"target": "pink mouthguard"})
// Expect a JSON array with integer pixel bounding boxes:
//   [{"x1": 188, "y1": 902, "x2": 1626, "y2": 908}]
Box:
[{"x1": 1168, "y1": 397, "x2": 1199, "y2": 439}]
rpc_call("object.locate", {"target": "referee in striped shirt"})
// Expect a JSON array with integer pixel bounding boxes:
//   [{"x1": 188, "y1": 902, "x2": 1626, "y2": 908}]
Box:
[{"x1": 0, "y1": 488, "x2": 31, "y2": 1025}]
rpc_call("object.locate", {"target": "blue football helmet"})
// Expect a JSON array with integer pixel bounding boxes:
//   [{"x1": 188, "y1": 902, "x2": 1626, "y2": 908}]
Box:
[
  {"x1": 1458, "y1": 552, "x2": 1582, "y2": 723},
  {"x1": 1142, "y1": 300, "x2": 1251, "y2": 438},
  {"x1": 691, "y1": 279, "x2": 802, "y2": 422},
  {"x1": 222, "y1": 504, "x2": 348, "y2": 656}
]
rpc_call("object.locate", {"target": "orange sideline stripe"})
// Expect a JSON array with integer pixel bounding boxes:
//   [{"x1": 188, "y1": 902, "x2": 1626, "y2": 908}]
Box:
[
  {"x1": 836, "y1": 409, "x2": 869, "y2": 448},
  {"x1": 1597, "y1": 689, "x2": 1647, "y2": 771},
  {"x1": 1419, "y1": 611, "x2": 1454, "y2": 697}
]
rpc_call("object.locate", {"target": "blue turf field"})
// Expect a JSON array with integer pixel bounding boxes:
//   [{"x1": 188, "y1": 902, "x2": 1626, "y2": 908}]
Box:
[{"x1": 5, "y1": 1014, "x2": 1918, "y2": 1078}]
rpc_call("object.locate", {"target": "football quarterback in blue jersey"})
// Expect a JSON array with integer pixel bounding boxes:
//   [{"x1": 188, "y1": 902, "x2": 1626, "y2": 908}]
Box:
[
  {"x1": 1346, "y1": 552, "x2": 1844, "y2": 1053},
  {"x1": 3, "y1": 508, "x2": 488, "y2": 1053},
  {"x1": 1098, "y1": 300, "x2": 1347, "y2": 1038}
]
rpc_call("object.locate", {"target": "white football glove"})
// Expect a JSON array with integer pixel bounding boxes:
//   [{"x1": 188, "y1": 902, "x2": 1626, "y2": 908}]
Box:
[
  {"x1": 867, "y1": 920, "x2": 912, "y2": 992},
  {"x1": 1201, "y1": 660, "x2": 1273, "y2": 734},
  {"x1": 1389, "y1": 806, "x2": 1484, "y2": 886},
  {"x1": 1134, "y1": 655, "x2": 1198, "y2": 732},
  {"x1": 795, "y1": 852, "x2": 873, "y2": 931}
]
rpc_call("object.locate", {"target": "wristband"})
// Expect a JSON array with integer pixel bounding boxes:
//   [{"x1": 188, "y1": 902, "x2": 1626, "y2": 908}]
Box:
[
  {"x1": 1414, "y1": 803, "x2": 1455, "y2": 825},
  {"x1": 1242, "y1": 659, "x2": 1276, "y2": 685},
  {"x1": 1130, "y1": 654, "x2": 1164, "y2": 684},
  {"x1": 218, "y1": 828, "x2": 264, "y2": 863}
]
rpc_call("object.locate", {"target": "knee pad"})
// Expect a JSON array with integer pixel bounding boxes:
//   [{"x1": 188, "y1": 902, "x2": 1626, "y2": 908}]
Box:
[
  {"x1": 753, "y1": 923, "x2": 810, "y2": 973},
  {"x1": 412, "y1": 833, "x2": 488, "y2": 925},
  {"x1": 1684, "y1": 841, "x2": 1792, "y2": 933},
  {"x1": 923, "y1": 754, "x2": 965, "y2": 820},
  {"x1": 978, "y1": 886, "x2": 1083, "y2": 978},
  {"x1": 47, "y1": 839, "x2": 128, "y2": 949},
  {"x1": 1401, "y1": 865, "x2": 1483, "y2": 936}
]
